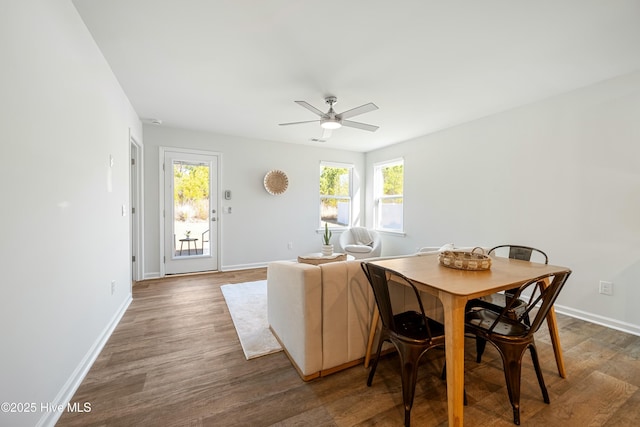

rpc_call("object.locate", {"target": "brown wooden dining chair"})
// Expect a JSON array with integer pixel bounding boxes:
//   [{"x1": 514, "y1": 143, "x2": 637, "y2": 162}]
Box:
[
  {"x1": 361, "y1": 262, "x2": 446, "y2": 427},
  {"x1": 465, "y1": 269, "x2": 572, "y2": 425},
  {"x1": 467, "y1": 245, "x2": 549, "y2": 362}
]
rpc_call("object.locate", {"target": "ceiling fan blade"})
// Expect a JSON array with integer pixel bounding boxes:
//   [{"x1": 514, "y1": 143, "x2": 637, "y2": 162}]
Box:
[
  {"x1": 342, "y1": 120, "x2": 379, "y2": 132},
  {"x1": 279, "y1": 120, "x2": 319, "y2": 126},
  {"x1": 337, "y1": 102, "x2": 378, "y2": 120},
  {"x1": 295, "y1": 101, "x2": 326, "y2": 117},
  {"x1": 321, "y1": 128, "x2": 333, "y2": 139}
]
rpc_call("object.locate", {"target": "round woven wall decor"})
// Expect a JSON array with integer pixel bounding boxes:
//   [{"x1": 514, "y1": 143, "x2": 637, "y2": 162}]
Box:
[{"x1": 263, "y1": 170, "x2": 289, "y2": 195}]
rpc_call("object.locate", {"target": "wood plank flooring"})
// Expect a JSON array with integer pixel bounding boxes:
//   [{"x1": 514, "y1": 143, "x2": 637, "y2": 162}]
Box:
[{"x1": 57, "y1": 268, "x2": 640, "y2": 426}]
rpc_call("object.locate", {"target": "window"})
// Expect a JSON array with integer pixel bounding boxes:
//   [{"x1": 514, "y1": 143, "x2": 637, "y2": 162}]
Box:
[
  {"x1": 374, "y1": 159, "x2": 404, "y2": 232},
  {"x1": 320, "y1": 162, "x2": 352, "y2": 227}
]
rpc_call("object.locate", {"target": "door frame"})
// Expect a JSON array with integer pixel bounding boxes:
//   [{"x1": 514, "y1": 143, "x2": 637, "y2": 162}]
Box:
[
  {"x1": 130, "y1": 132, "x2": 144, "y2": 283},
  {"x1": 159, "y1": 146, "x2": 222, "y2": 276}
]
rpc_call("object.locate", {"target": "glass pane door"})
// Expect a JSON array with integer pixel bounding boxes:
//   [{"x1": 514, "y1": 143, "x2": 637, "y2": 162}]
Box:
[
  {"x1": 172, "y1": 160, "x2": 209, "y2": 257},
  {"x1": 163, "y1": 150, "x2": 218, "y2": 275}
]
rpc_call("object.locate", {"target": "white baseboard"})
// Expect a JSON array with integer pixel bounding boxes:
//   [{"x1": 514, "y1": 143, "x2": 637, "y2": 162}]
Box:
[
  {"x1": 142, "y1": 262, "x2": 270, "y2": 281},
  {"x1": 220, "y1": 261, "x2": 269, "y2": 271},
  {"x1": 555, "y1": 303, "x2": 640, "y2": 337},
  {"x1": 37, "y1": 295, "x2": 132, "y2": 427}
]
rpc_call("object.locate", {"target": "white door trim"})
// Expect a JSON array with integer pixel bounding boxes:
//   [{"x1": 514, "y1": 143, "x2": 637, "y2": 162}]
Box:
[
  {"x1": 159, "y1": 146, "x2": 222, "y2": 276},
  {"x1": 130, "y1": 132, "x2": 144, "y2": 283}
]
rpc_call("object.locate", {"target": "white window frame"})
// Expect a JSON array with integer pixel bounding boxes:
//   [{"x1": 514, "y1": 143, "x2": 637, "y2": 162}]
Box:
[
  {"x1": 319, "y1": 161, "x2": 353, "y2": 229},
  {"x1": 373, "y1": 158, "x2": 404, "y2": 233}
]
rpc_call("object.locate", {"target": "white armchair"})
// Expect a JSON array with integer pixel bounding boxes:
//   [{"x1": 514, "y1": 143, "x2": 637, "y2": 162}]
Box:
[{"x1": 339, "y1": 227, "x2": 382, "y2": 259}]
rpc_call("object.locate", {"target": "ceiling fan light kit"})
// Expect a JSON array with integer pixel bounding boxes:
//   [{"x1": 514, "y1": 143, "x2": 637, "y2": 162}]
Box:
[
  {"x1": 279, "y1": 96, "x2": 379, "y2": 137},
  {"x1": 320, "y1": 119, "x2": 342, "y2": 130}
]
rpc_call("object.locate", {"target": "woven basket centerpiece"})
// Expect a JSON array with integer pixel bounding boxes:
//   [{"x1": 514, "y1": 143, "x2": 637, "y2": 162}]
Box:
[{"x1": 438, "y1": 247, "x2": 492, "y2": 271}]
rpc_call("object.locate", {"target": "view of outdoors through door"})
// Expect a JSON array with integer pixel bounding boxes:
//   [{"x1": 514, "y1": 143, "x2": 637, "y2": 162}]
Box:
[
  {"x1": 172, "y1": 161, "x2": 210, "y2": 257},
  {"x1": 163, "y1": 149, "x2": 218, "y2": 275}
]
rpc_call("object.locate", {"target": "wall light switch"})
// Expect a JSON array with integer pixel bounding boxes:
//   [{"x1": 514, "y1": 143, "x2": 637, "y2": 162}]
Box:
[
  {"x1": 122, "y1": 204, "x2": 126, "y2": 216},
  {"x1": 599, "y1": 280, "x2": 613, "y2": 296}
]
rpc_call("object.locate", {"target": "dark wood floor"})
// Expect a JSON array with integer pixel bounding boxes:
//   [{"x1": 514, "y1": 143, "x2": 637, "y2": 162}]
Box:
[{"x1": 57, "y1": 268, "x2": 640, "y2": 426}]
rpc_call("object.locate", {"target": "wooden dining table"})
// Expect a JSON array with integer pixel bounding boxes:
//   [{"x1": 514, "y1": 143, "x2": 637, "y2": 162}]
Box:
[{"x1": 368, "y1": 253, "x2": 570, "y2": 427}]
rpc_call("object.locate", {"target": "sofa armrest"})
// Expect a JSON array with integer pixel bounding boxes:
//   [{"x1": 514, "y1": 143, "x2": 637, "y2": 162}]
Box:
[{"x1": 267, "y1": 261, "x2": 323, "y2": 379}]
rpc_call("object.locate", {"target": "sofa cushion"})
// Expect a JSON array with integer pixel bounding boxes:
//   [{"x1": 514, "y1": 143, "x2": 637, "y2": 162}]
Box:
[
  {"x1": 350, "y1": 227, "x2": 374, "y2": 246},
  {"x1": 344, "y1": 244, "x2": 373, "y2": 253}
]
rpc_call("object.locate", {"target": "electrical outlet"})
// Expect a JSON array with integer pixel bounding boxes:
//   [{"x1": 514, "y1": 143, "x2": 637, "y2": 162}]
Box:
[
  {"x1": 599, "y1": 280, "x2": 613, "y2": 296},
  {"x1": 288, "y1": 242, "x2": 293, "y2": 250},
  {"x1": 111, "y1": 280, "x2": 116, "y2": 295}
]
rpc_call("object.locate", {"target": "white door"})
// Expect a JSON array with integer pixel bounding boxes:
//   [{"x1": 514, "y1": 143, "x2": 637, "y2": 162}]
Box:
[
  {"x1": 162, "y1": 149, "x2": 218, "y2": 275},
  {"x1": 130, "y1": 137, "x2": 142, "y2": 282}
]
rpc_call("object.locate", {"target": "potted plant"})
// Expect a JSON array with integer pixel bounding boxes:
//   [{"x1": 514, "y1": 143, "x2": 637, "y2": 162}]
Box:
[{"x1": 321, "y1": 223, "x2": 333, "y2": 256}]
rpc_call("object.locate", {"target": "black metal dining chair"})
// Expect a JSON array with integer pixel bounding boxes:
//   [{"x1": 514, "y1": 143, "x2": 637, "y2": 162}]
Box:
[
  {"x1": 361, "y1": 262, "x2": 446, "y2": 427},
  {"x1": 465, "y1": 269, "x2": 571, "y2": 425},
  {"x1": 467, "y1": 245, "x2": 549, "y2": 362}
]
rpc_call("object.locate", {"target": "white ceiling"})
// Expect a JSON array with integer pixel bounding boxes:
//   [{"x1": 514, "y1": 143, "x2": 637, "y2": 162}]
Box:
[{"x1": 72, "y1": 0, "x2": 640, "y2": 152}]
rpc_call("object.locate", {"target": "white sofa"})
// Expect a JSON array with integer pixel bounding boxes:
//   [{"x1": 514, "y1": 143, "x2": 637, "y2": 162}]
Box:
[{"x1": 267, "y1": 253, "x2": 444, "y2": 381}]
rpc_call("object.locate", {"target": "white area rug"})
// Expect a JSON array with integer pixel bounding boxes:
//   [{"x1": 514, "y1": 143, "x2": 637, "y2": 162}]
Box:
[{"x1": 220, "y1": 280, "x2": 282, "y2": 360}]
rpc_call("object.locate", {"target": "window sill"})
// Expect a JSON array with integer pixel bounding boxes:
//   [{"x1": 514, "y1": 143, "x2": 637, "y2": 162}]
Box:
[
  {"x1": 375, "y1": 229, "x2": 406, "y2": 237},
  {"x1": 316, "y1": 227, "x2": 348, "y2": 234}
]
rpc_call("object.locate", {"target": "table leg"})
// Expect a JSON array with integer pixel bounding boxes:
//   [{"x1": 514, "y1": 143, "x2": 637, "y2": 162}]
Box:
[
  {"x1": 440, "y1": 292, "x2": 466, "y2": 427},
  {"x1": 364, "y1": 308, "x2": 379, "y2": 368},
  {"x1": 540, "y1": 278, "x2": 567, "y2": 378},
  {"x1": 546, "y1": 306, "x2": 566, "y2": 378},
  {"x1": 179, "y1": 241, "x2": 184, "y2": 255}
]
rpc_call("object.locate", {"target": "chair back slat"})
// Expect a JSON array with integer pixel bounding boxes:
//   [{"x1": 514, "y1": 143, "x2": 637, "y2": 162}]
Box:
[
  {"x1": 485, "y1": 270, "x2": 571, "y2": 337},
  {"x1": 488, "y1": 245, "x2": 549, "y2": 297},
  {"x1": 361, "y1": 262, "x2": 433, "y2": 338},
  {"x1": 361, "y1": 262, "x2": 397, "y2": 332},
  {"x1": 509, "y1": 246, "x2": 533, "y2": 261},
  {"x1": 526, "y1": 271, "x2": 571, "y2": 333},
  {"x1": 489, "y1": 244, "x2": 549, "y2": 265}
]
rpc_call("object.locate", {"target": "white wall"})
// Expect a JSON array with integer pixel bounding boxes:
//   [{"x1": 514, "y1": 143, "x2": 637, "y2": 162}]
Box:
[
  {"x1": 0, "y1": 1, "x2": 141, "y2": 426},
  {"x1": 366, "y1": 71, "x2": 640, "y2": 333},
  {"x1": 142, "y1": 125, "x2": 365, "y2": 276}
]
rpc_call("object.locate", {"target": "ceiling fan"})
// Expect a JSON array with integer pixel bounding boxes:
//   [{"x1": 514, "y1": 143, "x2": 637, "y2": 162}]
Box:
[{"x1": 279, "y1": 96, "x2": 379, "y2": 139}]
